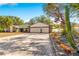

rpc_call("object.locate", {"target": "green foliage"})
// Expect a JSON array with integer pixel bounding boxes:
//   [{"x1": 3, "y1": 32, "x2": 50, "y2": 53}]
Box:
[
  {"x1": 43, "y1": 3, "x2": 79, "y2": 50},
  {"x1": 70, "y1": 4, "x2": 79, "y2": 10},
  {"x1": 6, "y1": 16, "x2": 24, "y2": 25},
  {"x1": 61, "y1": 29, "x2": 66, "y2": 36},
  {"x1": 28, "y1": 18, "x2": 36, "y2": 25},
  {"x1": 0, "y1": 26, "x2": 4, "y2": 32},
  {"x1": 28, "y1": 15, "x2": 53, "y2": 25},
  {"x1": 65, "y1": 6, "x2": 78, "y2": 49},
  {"x1": 0, "y1": 16, "x2": 24, "y2": 32}
]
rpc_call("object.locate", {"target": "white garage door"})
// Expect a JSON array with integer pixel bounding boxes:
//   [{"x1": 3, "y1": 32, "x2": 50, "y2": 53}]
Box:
[
  {"x1": 30, "y1": 27, "x2": 49, "y2": 33},
  {"x1": 42, "y1": 28, "x2": 49, "y2": 33},
  {"x1": 30, "y1": 28, "x2": 40, "y2": 33}
]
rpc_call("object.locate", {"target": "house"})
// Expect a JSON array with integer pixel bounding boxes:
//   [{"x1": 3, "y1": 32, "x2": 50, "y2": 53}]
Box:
[
  {"x1": 29, "y1": 23, "x2": 51, "y2": 33},
  {"x1": 12, "y1": 24, "x2": 29, "y2": 32},
  {"x1": 10, "y1": 22, "x2": 52, "y2": 33}
]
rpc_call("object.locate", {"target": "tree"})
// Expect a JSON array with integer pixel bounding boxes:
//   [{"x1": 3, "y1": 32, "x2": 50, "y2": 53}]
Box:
[
  {"x1": 43, "y1": 4, "x2": 65, "y2": 25},
  {"x1": 43, "y1": 3, "x2": 79, "y2": 50},
  {"x1": 28, "y1": 15, "x2": 53, "y2": 25},
  {"x1": 28, "y1": 18, "x2": 36, "y2": 25},
  {"x1": 7, "y1": 16, "x2": 24, "y2": 25},
  {"x1": 0, "y1": 16, "x2": 24, "y2": 32}
]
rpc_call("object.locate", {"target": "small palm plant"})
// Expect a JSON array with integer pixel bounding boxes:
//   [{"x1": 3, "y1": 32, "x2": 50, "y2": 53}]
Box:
[{"x1": 65, "y1": 5, "x2": 78, "y2": 50}]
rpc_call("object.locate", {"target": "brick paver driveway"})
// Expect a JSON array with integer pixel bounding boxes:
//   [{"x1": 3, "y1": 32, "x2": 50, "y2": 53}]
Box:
[{"x1": 0, "y1": 33, "x2": 53, "y2": 56}]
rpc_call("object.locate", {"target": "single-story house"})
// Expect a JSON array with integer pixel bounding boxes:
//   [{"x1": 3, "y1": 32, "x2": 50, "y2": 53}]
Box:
[
  {"x1": 29, "y1": 23, "x2": 51, "y2": 33},
  {"x1": 9, "y1": 22, "x2": 52, "y2": 33}
]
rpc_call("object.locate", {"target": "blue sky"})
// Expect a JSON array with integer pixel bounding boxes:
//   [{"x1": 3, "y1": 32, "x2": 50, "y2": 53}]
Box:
[
  {"x1": 0, "y1": 3, "x2": 78, "y2": 23},
  {"x1": 0, "y1": 3, "x2": 45, "y2": 22}
]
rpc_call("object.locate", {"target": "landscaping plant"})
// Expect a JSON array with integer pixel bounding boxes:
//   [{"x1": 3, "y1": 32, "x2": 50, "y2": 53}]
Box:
[
  {"x1": 65, "y1": 5, "x2": 78, "y2": 50},
  {"x1": 43, "y1": 3, "x2": 79, "y2": 50}
]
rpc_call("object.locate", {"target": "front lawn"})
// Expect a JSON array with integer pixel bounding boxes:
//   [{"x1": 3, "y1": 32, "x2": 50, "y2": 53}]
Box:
[{"x1": 0, "y1": 32, "x2": 24, "y2": 38}]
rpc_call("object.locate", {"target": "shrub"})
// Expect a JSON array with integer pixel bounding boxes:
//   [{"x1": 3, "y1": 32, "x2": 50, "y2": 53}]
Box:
[{"x1": 0, "y1": 27, "x2": 4, "y2": 32}]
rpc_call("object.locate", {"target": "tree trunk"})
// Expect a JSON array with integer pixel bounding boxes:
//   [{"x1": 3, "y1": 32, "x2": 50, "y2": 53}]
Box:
[{"x1": 65, "y1": 5, "x2": 78, "y2": 50}]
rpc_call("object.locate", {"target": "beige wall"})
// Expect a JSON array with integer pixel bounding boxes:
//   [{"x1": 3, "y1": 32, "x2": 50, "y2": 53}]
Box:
[
  {"x1": 42, "y1": 28, "x2": 49, "y2": 33},
  {"x1": 30, "y1": 27, "x2": 49, "y2": 33},
  {"x1": 30, "y1": 28, "x2": 40, "y2": 33}
]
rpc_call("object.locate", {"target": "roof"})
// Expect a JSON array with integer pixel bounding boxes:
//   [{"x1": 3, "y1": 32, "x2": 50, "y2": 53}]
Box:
[
  {"x1": 30, "y1": 23, "x2": 49, "y2": 27},
  {"x1": 13, "y1": 24, "x2": 28, "y2": 28}
]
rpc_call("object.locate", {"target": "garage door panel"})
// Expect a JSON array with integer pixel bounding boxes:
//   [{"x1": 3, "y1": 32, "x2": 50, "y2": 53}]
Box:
[
  {"x1": 42, "y1": 28, "x2": 49, "y2": 33},
  {"x1": 30, "y1": 28, "x2": 40, "y2": 33},
  {"x1": 30, "y1": 27, "x2": 49, "y2": 33}
]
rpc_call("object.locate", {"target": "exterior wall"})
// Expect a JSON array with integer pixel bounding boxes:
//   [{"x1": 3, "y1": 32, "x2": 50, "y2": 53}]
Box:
[
  {"x1": 30, "y1": 28, "x2": 41, "y2": 33},
  {"x1": 30, "y1": 27, "x2": 49, "y2": 33},
  {"x1": 42, "y1": 28, "x2": 49, "y2": 33},
  {"x1": 9, "y1": 26, "x2": 13, "y2": 32}
]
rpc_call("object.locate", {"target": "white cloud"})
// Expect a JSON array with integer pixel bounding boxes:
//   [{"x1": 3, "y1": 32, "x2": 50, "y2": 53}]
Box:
[
  {"x1": 0, "y1": 3, "x2": 17, "y2": 6},
  {"x1": 0, "y1": 3, "x2": 7, "y2": 5},
  {"x1": 8, "y1": 3, "x2": 17, "y2": 5},
  {"x1": 24, "y1": 19, "x2": 30, "y2": 22}
]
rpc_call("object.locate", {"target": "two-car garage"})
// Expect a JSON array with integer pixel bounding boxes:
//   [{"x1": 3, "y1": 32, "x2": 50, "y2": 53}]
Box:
[{"x1": 30, "y1": 23, "x2": 50, "y2": 33}]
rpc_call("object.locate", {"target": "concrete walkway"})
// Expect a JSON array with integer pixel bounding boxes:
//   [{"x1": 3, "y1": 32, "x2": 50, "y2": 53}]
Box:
[{"x1": 0, "y1": 33, "x2": 54, "y2": 56}]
